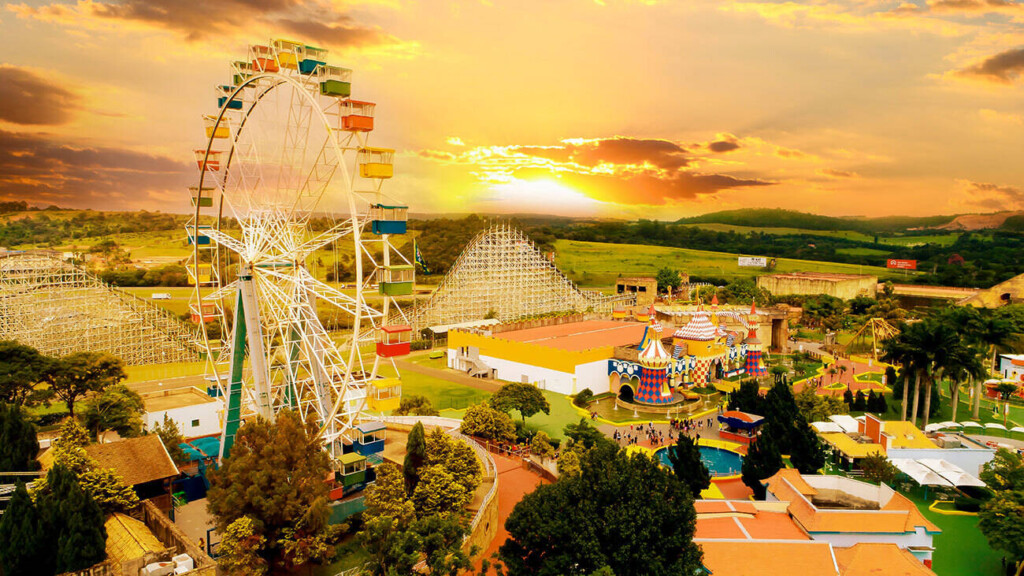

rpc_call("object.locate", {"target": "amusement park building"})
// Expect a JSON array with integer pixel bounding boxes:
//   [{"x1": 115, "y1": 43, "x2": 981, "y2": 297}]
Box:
[{"x1": 757, "y1": 272, "x2": 877, "y2": 300}]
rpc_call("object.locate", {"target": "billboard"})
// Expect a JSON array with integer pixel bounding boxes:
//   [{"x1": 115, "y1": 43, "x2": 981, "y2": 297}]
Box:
[
  {"x1": 738, "y1": 256, "x2": 768, "y2": 267},
  {"x1": 886, "y1": 259, "x2": 917, "y2": 270}
]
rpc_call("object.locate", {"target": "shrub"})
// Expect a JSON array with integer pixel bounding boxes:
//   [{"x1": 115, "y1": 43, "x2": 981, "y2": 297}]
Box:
[
  {"x1": 573, "y1": 389, "x2": 595, "y2": 408},
  {"x1": 460, "y1": 403, "x2": 515, "y2": 443},
  {"x1": 954, "y1": 497, "x2": 983, "y2": 512}
]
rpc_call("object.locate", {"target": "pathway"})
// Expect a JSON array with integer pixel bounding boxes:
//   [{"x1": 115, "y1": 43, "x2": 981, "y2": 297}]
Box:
[{"x1": 475, "y1": 452, "x2": 549, "y2": 573}]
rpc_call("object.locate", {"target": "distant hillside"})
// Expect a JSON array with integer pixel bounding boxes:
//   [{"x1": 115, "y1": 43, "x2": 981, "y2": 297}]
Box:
[
  {"x1": 939, "y1": 211, "x2": 1024, "y2": 231},
  {"x1": 678, "y1": 209, "x2": 956, "y2": 233}
]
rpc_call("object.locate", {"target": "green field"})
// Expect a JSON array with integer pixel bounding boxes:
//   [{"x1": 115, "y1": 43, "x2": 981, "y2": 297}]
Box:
[
  {"x1": 836, "y1": 247, "x2": 892, "y2": 257},
  {"x1": 682, "y1": 223, "x2": 877, "y2": 243},
  {"x1": 553, "y1": 239, "x2": 911, "y2": 286}
]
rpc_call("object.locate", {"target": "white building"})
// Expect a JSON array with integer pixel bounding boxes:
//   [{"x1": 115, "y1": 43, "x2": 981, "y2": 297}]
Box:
[
  {"x1": 142, "y1": 387, "x2": 223, "y2": 439},
  {"x1": 998, "y1": 354, "x2": 1024, "y2": 382}
]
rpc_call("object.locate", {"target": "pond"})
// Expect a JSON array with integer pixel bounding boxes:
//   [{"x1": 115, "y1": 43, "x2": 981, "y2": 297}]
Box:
[{"x1": 656, "y1": 445, "x2": 744, "y2": 476}]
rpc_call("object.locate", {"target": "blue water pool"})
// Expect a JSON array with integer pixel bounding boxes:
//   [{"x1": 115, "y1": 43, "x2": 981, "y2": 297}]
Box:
[{"x1": 656, "y1": 445, "x2": 743, "y2": 476}]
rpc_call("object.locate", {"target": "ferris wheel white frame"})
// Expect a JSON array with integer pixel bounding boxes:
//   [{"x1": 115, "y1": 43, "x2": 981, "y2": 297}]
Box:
[{"x1": 186, "y1": 42, "x2": 413, "y2": 460}]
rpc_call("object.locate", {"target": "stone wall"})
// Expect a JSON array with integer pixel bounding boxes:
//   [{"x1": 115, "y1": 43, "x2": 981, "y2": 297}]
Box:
[{"x1": 757, "y1": 274, "x2": 877, "y2": 300}]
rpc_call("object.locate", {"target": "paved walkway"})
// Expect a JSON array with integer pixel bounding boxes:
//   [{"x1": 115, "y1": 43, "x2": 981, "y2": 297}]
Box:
[
  {"x1": 174, "y1": 498, "x2": 216, "y2": 552},
  {"x1": 791, "y1": 354, "x2": 887, "y2": 397},
  {"x1": 475, "y1": 452, "x2": 549, "y2": 572}
]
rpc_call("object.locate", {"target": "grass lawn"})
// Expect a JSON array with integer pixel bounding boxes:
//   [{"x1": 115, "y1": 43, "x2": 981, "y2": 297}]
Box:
[
  {"x1": 553, "y1": 239, "x2": 909, "y2": 287},
  {"x1": 124, "y1": 361, "x2": 207, "y2": 383},
  {"x1": 836, "y1": 247, "x2": 892, "y2": 257},
  {"x1": 522, "y1": 391, "x2": 590, "y2": 440},
  {"x1": 312, "y1": 536, "x2": 370, "y2": 576},
  {"x1": 900, "y1": 485, "x2": 1003, "y2": 576}
]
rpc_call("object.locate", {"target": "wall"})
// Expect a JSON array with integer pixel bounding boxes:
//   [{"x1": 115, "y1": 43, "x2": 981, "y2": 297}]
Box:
[
  {"x1": 140, "y1": 500, "x2": 217, "y2": 576},
  {"x1": 811, "y1": 528, "x2": 933, "y2": 561},
  {"x1": 145, "y1": 400, "x2": 223, "y2": 438},
  {"x1": 757, "y1": 275, "x2": 877, "y2": 300},
  {"x1": 448, "y1": 329, "x2": 613, "y2": 382},
  {"x1": 479, "y1": 354, "x2": 575, "y2": 394},
  {"x1": 575, "y1": 360, "x2": 612, "y2": 395},
  {"x1": 999, "y1": 356, "x2": 1024, "y2": 381}
]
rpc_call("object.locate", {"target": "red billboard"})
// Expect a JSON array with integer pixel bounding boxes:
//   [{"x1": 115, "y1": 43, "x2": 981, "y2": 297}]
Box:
[{"x1": 886, "y1": 259, "x2": 917, "y2": 270}]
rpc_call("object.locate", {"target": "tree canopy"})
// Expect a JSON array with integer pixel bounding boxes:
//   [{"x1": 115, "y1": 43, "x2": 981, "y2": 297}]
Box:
[
  {"x1": 741, "y1": 430, "x2": 783, "y2": 499},
  {"x1": 666, "y1": 435, "x2": 711, "y2": 497},
  {"x1": 490, "y1": 382, "x2": 550, "y2": 422},
  {"x1": 82, "y1": 383, "x2": 145, "y2": 438},
  {"x1": 500, "y1": 442, "x2": 702, "y2": 576},
  {"x1": 0, "y1": 402, "x2": 40, "y2": 472},
  {"x1": 0, "y1": 340, "x2": 50, "y2": 406},
  {"x1": 460, "y1": 402, "x2": 516, "y2": 442},
  {"x1": 43, "y1": 351, "x2": 126, "y2": 417}
]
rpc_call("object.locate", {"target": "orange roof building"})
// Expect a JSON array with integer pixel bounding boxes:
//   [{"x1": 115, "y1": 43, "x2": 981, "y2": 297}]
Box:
[{"x1": 763, "y1": 471, "x2": 939, "y2": 568}]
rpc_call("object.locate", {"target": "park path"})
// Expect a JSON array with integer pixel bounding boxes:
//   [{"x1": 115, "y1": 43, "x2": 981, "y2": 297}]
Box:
[
  {"x1": 790, "y1": 341, "x2": 886, "y2": 397},
  {"x1": 474, "y1": 452, "x2": 549, "y2": 573}
]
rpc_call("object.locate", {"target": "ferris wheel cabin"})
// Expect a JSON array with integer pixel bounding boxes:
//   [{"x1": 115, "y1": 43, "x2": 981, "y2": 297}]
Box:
[
  {"x1": 340, "y1": 100, "x2": 375, "y2": 131},
  {"x1": 368, "y1": 378, "x2": 402, "y2": 412},
  {"x1": 318, "y1": 65, "x2": 352, "y2": 98},
  {"x1": 189, "y1": 302, "x2": 217, "y2": 324},
  {"x1": 250, "y1": 45, "x2": 279, "y2": 73},
  {"x1": 230, "y1": 61, "x2": 254, "y2": 87},
  {"x1": 298, "y1": 45, "x2": 328, "y2": 75},
  {"x1": 369, "y1": 204, "x2": 408, "y2": 235},
  {"x1": 194, "y1": 149, "x2": 223, "y2": 172},
  {"x1": 187, "y1": 264, "x2": 213, "y2": 286},
  {"x1": 189, "y1": 186, "x2": 214, "y2": 208},
  {"x1": 379, "y1": 265, "x2": 414, "y2": 296},
  {"x1": 203, "y1": 115, "x2": 229, "y2": 140},
  {"x1": 377, "y1": 324, "x2": 412, "y2": 357},
  {"x1": 353, "y1": 421, "x2": 387, "y2": 456},
  {"x1": 187, "y1": 225, "x2": 212, "y2": 245},
  {"x1": 358, "y1": 147, "x2": 394, "y2": 179},
  {"x1": 216, "y1": 85, "x2": 243, "y2": 110},
  {"x1": 272, "y1": 39, "x2": 302, "y2": 70}
]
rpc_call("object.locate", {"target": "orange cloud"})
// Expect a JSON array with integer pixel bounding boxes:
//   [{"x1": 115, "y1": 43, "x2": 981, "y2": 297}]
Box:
[
  {"x1": 955, "y1": 179, "x2": 1024, "y2": 210},
  {"x1": 0, "y1": 65, "x2": 77, "y2": 125},
  {"x1": 953, "y1": 46, "x2": 1024, "y2": 83}
]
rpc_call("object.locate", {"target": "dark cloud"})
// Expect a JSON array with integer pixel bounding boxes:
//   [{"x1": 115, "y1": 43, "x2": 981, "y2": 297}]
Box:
[
  {"x1": 570, "y1": 137, "x2": 690, "y2": 170},
  {"x1": 10, "y1": 0, "x2": 397, "y2": 49},
  {"x1": 0, "y1": 129, "x2": 189, "y2": 208},
  {"x1": 929, "y1": 0, "x2": 1020, "y2": 11},
  {"x1": 554, "y1": 170, "x2": 772, "y2": 205},
  {"x1": 955, "y1": 47, "x2": 1024, "y2": 83},
  {"x1": 962, "y1": 180, "x2": 1024, "y2": 210},
  {"x1": 708, "y1": 140, "x2": 741, "y2": 153},
  {"x1": 819, "y1": 168, "x2": 859, "y2": 178},
  {"x1": 0, "y1": 66, "x2": 77, "y2": 125}
]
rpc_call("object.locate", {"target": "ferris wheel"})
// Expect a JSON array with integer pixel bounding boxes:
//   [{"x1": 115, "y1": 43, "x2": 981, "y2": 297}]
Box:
[{"x1": 186, "y1": 40, "x2": 413, "y2": 461}]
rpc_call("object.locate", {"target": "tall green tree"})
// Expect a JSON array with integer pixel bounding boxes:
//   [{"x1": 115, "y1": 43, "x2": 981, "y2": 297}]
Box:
[
  {"x1": 394, "y1": 395, "x2": 440, "y2": 417},
  {"x1": 82, "y1": 383, "x2": 145, "y2": 438},
  {"x1": 741, "y1": 431, "x2": 783, "y2": 500},
  {"x1": 404, "y1": 421, "x2": 427, "y2": 494},
  {"x1": 970, "y1": 312, "x2": 1014, "y2": 419},
  {"x1": 490, "y1": 382, "x2": 550, "y2": 422},
  {"x1": 0, "y1": 341, "x2": 50, "y2": 406},
  {"x1": 207, "y1": 409, "x2": 333, "y2": 570},
  {"x1": 666, "y1": 435, "x2": 711, "y2": 497},
  {"x1": 981, "y1": 449, "x2": 1024, "y2": 492},
  {"x1": 460, "y1": 402, "x2": 516, "y2": 443},
  {"x1": 0, "y1": 402, "x2": 40, "y2": 472},
  {"x1": 500, "y1": 443, "x2": 702, "y2": 576},
  {"x1": 154, "y1": 414, "x2": 188, "y2": 465},
  {"x1": 788, "y1": 420, "x2": 825, "y2": 474},
  {"x1": 0, "y1": 482, "x2": 52, "y2": 576},
  {"x1": 728, "y1": 379, "x2": 765, "y2": 414},
  {"x1": 979, "y1": 490, "x2": 1024, "y2": 576},
  {"x1": 655, "y1": 267, "x2": 682, "y2": 294},
  {"x1": 43, "y1": 351, "x2": 127, "y2": 417},
  {"x1": 38, "y1": 464, "x2": 108, "y2": 573}
]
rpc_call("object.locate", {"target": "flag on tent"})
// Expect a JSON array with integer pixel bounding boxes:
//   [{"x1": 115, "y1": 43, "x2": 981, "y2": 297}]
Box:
[{"x1": 414, "y1": 239, "x2": 430, "y2": 274}]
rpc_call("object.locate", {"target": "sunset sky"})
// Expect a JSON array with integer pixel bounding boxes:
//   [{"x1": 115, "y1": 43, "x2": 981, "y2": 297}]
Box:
[{"x1": 2, "y1": 0, "x2": 1024, "y2": 219}]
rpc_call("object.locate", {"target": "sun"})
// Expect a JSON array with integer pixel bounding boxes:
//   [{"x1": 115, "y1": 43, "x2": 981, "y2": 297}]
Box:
[{"x1": 484, "y1": 178, "x2": 604, "y2": 215}]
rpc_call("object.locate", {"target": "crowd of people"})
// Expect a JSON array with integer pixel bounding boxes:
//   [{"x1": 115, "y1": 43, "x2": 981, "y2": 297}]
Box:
[{"x1": 609, "y1": 414, "x2": 720, "y2": 448}]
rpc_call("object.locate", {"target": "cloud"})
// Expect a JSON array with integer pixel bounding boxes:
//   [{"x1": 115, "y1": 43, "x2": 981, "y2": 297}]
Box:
[
  {"x1": 418, "y1": 135, "x2": 774, "y2": 206},
  {"x1": 979, "y1": 108, "x2": 1023, "y2": 124},
  {"x1": 7, "y1": 0, "x2": 400, "y2": 49},
  {"x1": 0, "y1": 65, "x2": 77, "y2": 125},
  {"x1": 953, "y1": 47, "x2": 1024, "y2": 83},
  {"x1": 956, "y1": 179, "x2": 1024, "y2": 210},
  {"x1": 819, "y1": 168, "x2": 860, "y2": 178},
  {"x1": 929, "y1": 0, "x2": 1022, "y2": 12},
  {"x1": 0, "y1": 129, "x2": 189, "y2": 209},
  {"x1": 708, "y1": 135, "x2": 741, "y2": 153}
]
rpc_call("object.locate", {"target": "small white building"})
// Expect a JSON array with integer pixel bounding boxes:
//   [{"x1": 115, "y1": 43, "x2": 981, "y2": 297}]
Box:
[
  {"x1": 998, "y1": 354, "x2": 1024, "y2": 382},
  {"x1": 142, "y1": 387, "x2": 223, "y2": 439}
]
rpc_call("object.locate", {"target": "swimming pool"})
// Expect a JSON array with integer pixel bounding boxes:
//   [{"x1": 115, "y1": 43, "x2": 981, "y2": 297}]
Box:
[{"x1": 656, "y1": 445, "x2": 744, "y2": 476}]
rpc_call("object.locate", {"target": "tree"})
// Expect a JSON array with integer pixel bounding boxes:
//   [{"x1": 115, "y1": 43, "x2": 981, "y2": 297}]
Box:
[
  {"x1": 563, "y1": 418, "x2": 610, "y2": 449},
  {"x1": 207, "y1": 409, "x2": 332, "y2": 569},
  {"x1": 0, "y1": 482, "x2": 52, "y2": 576},
  {"x1": 365, "y1": 463, "x2": 415, "y2": 521},
  {"x1": 395, "y1": 394, "x2": 440, "y2": 416},
  {"x1": 655, "y1": 267, "x2": 682, "y2": 294},
  {"x1": 0, "y1": 402, "x2": 40, "y2": 472},
  {"x1": 572, "y1": 388, "x2": 595, "y2": 408},
  {"x1": 500, "y1": 444, "x2": 703, "y2": 576},
  {"x1": 556, "y1": 449, "x2": 581, "y2": 477},
  {"x1": 415, "y1": 513, "x2": 474, "y2": 576},
  {"x1": 530, "y1": 431, "x2": 555, "y2": 461},
  {"x1": 853, "y1": 391, "x2": 866, "y2": 412},
  {"x1": 741, "y1": 432, "x2": 783, "y2": 499},
  {"x1": 728, "y1": 379, "x2": 764, "y2": 414},
  {"x1": 979, "y1": 491, "x2": 1024, "y2": 576},
  {"x1": 0, "y1": 341, "x2": 50, "y2": 406},
  {"x1": 490, "y1": 382, "x2": 550, "y2": 422},
  {"x1": 788, "y1": 420, "x2": 825, "y2": 474},
  {"x1": 43, "y1": 351, "x2": 126, "y2": 417},
  {"x1": 413, "y1": 465, "x2": 470, "y2": 517},
  {"x1": 82, "y1": 383, "x2": 145, "y2": 438},
  {"x1": 50, "y1": 418, "x2": 94, "y2": 475},
  {"x1": 981, "y1": 449, "x2": 1024, "y2": 492},
  {"x1": 154, "y1": 414, "x2": 188, "y2": 465},
  {"x1": 460, "y1": 402, "x2": 516, "y2": 442},
  {"x1": 404, "y1": 421, "x2": 428, "y2": 494},
  {"x1": 78, "y1": 467, "x2": 140, "y2": 514},
  {"x1": 218, "y1": 516, "x2": 269, "y2": 576},
  {"x1": 38, "y1": 464, "x2": 107, "y2": 573},
  {"x1": 859, "y1": 452, "x2": 899, "y2": 484},
  {"x1": 423, "y1": 427, "x2": 481, "y2": 501},
  {"x1": 843, "y1": 388, "x2": 854, "y2": 407},
  {"x1": 794, "y1": 387, "x2": 847, "y2": 422},
  {"x1": 666, "y1": 435, "x2": 711, "y2": 497}
]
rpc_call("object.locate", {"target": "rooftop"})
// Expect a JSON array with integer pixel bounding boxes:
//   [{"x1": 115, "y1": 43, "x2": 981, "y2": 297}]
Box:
[
  {"x1": 695, "y1": 500, "x2": 809, "y2": 541},
  {"x1": 696, "y1": 540, "x2": 839, "y2": 576},
  {"x1": 834, "y1": 543, "x2": 937, "y2": 576},
  {"x1": 496, "y1": 320, "x2": 672, "y2": 352},
  {"x1": 84, "y1": 435, "x2": 179, "y2": 486},
  {"x1": 142, "y1": 387, "x2": 218, "y2": 412},
  {"x1": 819, "y1": 432, "x2": 887, "y2": 458},
  {"x1": 882, "y1": 421, "x2": 940, "y2": 450},
  {"x1": 104, "y1": 513, "x2": 166, "y2": 564},
  {"x1": 763, "y1": 272, "x2": 875, "y2": 281}
]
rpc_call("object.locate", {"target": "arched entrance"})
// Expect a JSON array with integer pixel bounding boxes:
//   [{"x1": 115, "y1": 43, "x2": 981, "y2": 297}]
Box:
[{"x1": 618, "y1": 383, "x2": 635, "y2": 403}]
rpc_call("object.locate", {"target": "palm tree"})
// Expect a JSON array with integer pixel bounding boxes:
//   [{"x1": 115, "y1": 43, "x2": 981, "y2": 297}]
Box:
[
  {"x1": 883, "y1": 321, "x2": 932, "y2": 424},
  {"x1": 881, "y1": 324, "x2": 914, "y2": 422},
  {"x1": 970, "y1": 313, "x2": 1013, "y2": 419},
  {"x1": 941, "y1": 340, "x2": 987, "y2": 423},
  {"x1": 919, "y1": 318, "x2": 960, "y2": 428}
]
